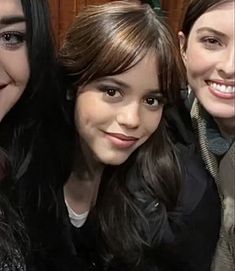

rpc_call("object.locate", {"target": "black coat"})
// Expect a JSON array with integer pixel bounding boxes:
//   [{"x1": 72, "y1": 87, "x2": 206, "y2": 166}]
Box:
[{"x1": 15, "y1": 105, "x2": 221, "y2": 271}]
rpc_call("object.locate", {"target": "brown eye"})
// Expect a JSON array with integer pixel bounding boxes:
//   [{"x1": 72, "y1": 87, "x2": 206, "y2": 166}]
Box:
[
  {"x1": 103, "y1": 87, "x2": 122, "y2": 98},
  {"x1": 4, "y1": 33, "x2": 11, "y2": 41},
  {"x1": 146, "y1": 97, "x2": 157, "y2": 105},
  {"x1": 144, "y1": 97, "x2": 159, "y2": 107},
  {"x1": 106, "y1": 89, "x2": 117, "y2": 96},
  {"x1": 99, "y1": 85, "x2": 123, "y2": 103}
]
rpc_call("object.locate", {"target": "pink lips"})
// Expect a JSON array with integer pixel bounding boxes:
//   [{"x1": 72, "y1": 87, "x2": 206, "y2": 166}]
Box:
[
  {"x1": 105, "y1": 132, "x2": 138, "y2": 149},
  {"x1": 208, "y1": 85, "x2": 235, "y2": 100},
  {"x1": 206, "y1": 80, "x2": 235, "y2": 99}
]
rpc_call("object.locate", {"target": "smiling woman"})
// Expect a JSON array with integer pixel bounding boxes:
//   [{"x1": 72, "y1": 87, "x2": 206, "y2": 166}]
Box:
[
  {"x1": 179, "y1": 0, "x2": 235, "y2": 128},
  {"x1": 0, "y1": 0, "x2": 29, "y2": 122},
  {"x1": 26, "y1": 1, "x2": 220, "y2": 270},
  {"x1": 179, "y1": 0, "x2": 235, "y2": 270},
  {"x1": 0, "y1": 0, "x2": 29, "y2": 269},
  {"x1": 0, "y1": 0, "x2": 59, "y2": 270},
  {"x1": 75, "y1": 50, "x2": 163, "y2": 166}
]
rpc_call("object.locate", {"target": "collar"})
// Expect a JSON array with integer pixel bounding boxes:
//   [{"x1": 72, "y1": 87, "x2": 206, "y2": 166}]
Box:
[{"x1": 204, "y1": 111, "x2": 234, "y2": 156}]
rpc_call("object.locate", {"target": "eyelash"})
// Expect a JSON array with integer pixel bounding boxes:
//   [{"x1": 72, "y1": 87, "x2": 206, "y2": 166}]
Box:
[
  {"x1": 201, "y1": 36, "x2": 222, "y2": 49},
  {"x1": 0, "y1": 31, "x2": 26, "y2": 49},
  {"x1": 99, "y1": 86, "x2": 122, "y2": 100},
  {"x1": 144, "y1": 96, "x2": 161, "y2": 108}
]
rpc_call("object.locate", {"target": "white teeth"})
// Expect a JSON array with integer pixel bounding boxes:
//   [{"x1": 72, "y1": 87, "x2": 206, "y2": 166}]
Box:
[
  {"x1": 209, "y1": 82, "x2": 235, "y2": 93},
  {"x1": 221, "y1": 85, "x2": 226, "y2": 92}
]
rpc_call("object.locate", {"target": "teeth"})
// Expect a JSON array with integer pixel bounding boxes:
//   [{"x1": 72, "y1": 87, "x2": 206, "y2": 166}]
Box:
[{"x1": 209, "y1": 82, "x2": 235, "y2": 93}]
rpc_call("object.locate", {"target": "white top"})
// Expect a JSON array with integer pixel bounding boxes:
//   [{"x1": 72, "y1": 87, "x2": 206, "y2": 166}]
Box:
[{"x1": 65, "y1": 199, "x2": 89, "y2": 228}]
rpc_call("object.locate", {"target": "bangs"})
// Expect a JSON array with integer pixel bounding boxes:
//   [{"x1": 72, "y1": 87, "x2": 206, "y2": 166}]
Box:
[
  {"x1": 85, "y1": 2, "x2": 158, "y2": 79},
  {"x1": 59, "y1": 2, "x2": 183, "y2": 105},
  {"x1": 61, "y1": 3, "x2": 159, "y2": 87},
  {"x1": 86, "y1": 21, "x2": 153, "y2": 82}
]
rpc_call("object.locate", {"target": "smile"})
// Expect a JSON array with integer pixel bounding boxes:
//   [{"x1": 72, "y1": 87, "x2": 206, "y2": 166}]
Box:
[
  {"x1": 207, "y1": 81, "x2": 235, "y2": 99},
  {"x1": 104, "y1": 132, "x2": 138, "y2": 149},
  {"x1": 207, "y1": 81, "x2": 235, "y2": 93}
]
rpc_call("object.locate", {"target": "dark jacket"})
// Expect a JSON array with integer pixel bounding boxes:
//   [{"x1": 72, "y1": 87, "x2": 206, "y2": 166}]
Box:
[{"x1": 15, "y1": 105, "x2": 221, "y2": 271}]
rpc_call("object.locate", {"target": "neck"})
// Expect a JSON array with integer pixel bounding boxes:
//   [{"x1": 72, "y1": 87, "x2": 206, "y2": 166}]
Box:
[
  {"x1": 64, "y1": 138, "x2": 104, "y2": 214},
  {"x1": 64, "y1": 169, "x2": 103, "y2": 214},
  {"x1": 74, "y1": 136, "x2": 104, "y2": 179},
  {"x1": 214, "y1": 116, "x2": 235, "y2": 139}
]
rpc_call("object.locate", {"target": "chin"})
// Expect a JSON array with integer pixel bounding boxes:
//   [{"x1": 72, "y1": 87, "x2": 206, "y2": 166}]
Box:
[
  {"x1": 99, "y1": 154, "x2": 130, "y2": 166},
  {"x1": 206, "y1": 108, "x2": 235, "y2": 120}
]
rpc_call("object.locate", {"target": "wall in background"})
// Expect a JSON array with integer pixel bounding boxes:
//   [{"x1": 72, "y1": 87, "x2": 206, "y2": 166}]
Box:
[{"x1": 49, "y1": 0, "x2": 189, "y2": 47}]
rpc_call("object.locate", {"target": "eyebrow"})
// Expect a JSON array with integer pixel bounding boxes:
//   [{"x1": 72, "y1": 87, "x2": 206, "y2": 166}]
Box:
[
  {"x1": 0, "y1": 15, "x2": 26, "y2": 26},
  {"x1": 196, "y1": 27, "x2": 226, "y2": 38},
  {"x1": 96, "y1": 77, "x2": 160, "y2": 93}
]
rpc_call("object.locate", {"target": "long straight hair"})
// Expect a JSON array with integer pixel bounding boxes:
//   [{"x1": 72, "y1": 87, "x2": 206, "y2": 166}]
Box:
[
  {"x1": 0, "y1": 0, "x2": 59, "y2": 266},
  {"x1": 0, "y1": 0, "x2": 58, "y2": 178},
  {"x1": 59, "y1": 1, "x2": 184, "y2": 266}
]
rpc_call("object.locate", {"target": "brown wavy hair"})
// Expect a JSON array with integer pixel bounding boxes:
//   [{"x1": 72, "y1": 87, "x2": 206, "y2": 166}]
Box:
[{"x1": 59, "y1": 1, "x2": 185, "y2": 267}]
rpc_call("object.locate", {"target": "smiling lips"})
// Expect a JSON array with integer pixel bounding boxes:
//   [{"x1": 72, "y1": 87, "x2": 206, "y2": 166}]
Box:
[
  {"x1": 105, "y1": 132, "x2": 138, "y2": 149},
  {"x1": 207, "y1": 80, "x2": 235, "y2": 99}
]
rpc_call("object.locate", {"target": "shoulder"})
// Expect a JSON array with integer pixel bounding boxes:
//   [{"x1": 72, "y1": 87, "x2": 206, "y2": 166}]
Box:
[
  {"x1": 176, "y1": 144, "x2": 220, "y2": 216},
  {"x1": 24, "y1": 188, "x2": 94, "y2": 271},
  {"x1": 155, "y1": 148, "x2": 221, "y2": 271}
]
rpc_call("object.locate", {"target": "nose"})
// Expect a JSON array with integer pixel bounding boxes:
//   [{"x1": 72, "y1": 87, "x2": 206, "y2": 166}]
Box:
[
  {"x1": 217, "y1": 45, "x2": 235, "y2": 78},
  {"x1": 116, "y1": 102, "x2": 140, "y2": 129}
]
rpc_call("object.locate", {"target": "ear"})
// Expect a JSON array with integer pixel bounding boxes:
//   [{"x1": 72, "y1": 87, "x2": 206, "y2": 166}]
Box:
[{"x1": 178, "y1": 31, "x2": 187, "y2": 66}]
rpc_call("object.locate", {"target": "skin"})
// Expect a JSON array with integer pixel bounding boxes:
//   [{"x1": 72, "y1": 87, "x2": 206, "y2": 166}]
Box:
[
  {"x1": 64, "y1": 50, "x2": 164, "y2": 214},
  {"x1": 0, "y1": 0, "x2": 29, "y2": 122},
  {"x1": 75, "y1": 50, "x2": 163, "y2": 167},
  {"x1": 179, "y1": 1, "x2": 235, "y2": 137}
]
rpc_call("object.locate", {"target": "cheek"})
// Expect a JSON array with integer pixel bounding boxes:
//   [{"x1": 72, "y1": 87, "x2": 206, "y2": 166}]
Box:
[
  {"x1": 74, "y1": 94, "x2": 106, "y2": 133},
  {"x1": 9, "y1": 46, "x2": 30, "y2": 88},
  {"x1": 185, "y1": 45, "x2": 212, "y2": 77},
  {"x1": 74, "y1": 100, "x2": 91, "y2": 133}
]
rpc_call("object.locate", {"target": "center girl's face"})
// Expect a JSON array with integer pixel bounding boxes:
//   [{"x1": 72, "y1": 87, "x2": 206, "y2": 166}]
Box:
[
  {"x1": 75, "y1": 51, "x2": 163, "y2": 166},
  {"x1": 0, "y1": 0, "x2": 29, "y2": 122}
]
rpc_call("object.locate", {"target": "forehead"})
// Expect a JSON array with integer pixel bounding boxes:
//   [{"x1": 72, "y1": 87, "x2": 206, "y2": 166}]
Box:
[
  {"x1": 191, "y1": 2, "x2": 234, "y2": 33},
  {"x1": 111, "y1": 50, "x2": 159, "y2": 88},
  {"x1": 0, "y1": 0, "x2": 24, "y2": 19}
]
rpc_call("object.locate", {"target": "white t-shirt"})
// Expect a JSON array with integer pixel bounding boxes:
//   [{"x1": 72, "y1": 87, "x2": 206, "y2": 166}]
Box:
[{"x1": 65, "y1": 200, "x2": 89, "y2": 228}]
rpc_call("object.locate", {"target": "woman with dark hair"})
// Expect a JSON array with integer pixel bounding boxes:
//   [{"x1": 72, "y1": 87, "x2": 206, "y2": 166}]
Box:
[
  {"x1": 0, "y1": 0, "x2": 58, "y2": 172},
  {"x1": 27, "y1": 2, "x2": 220, "y2": 270},
  {"x1": 0, "y1": 0, "x2": 60, "y2": 269},
  {"x1": 178, "y1": 0, "x2": 234, "y2": 270}
]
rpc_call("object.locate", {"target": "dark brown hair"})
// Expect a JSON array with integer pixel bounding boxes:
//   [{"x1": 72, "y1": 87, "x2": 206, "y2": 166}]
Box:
[
  {"x1": 59, "y1": 1, "x2": 184, "y2": 267},
  {"x1": 181, "y1": 0, "x2": 233, "y2": 38},
  {"x1": 59, "y1": 1, "x2": 184, "y2": 105}
]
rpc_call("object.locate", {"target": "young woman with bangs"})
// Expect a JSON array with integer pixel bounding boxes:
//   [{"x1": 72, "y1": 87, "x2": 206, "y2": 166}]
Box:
[{"x1": 26, "y1": 2, "x2": 220, "y2": 270}]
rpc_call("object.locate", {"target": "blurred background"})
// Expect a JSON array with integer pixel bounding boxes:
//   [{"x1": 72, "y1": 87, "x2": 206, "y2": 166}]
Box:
[{"x1": 48, "y1": 0, "x2": 190, "y2": 47}]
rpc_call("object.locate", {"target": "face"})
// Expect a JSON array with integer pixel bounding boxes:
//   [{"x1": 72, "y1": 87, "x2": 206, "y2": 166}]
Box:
[
  {"x1": 179, "y1": 1, "x2": 235, "y2": 121},
  {"x1": 75, "y1": 51, "x2": 163, "y2": 166},
  {"x1": 0, "y1": 0, "x2": 30, "y2": 122}
]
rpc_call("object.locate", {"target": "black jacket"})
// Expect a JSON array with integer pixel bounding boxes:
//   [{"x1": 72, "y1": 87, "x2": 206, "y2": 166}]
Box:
[{"x1": 15, "y1": 105, "x2": 221, "y2": 271}]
